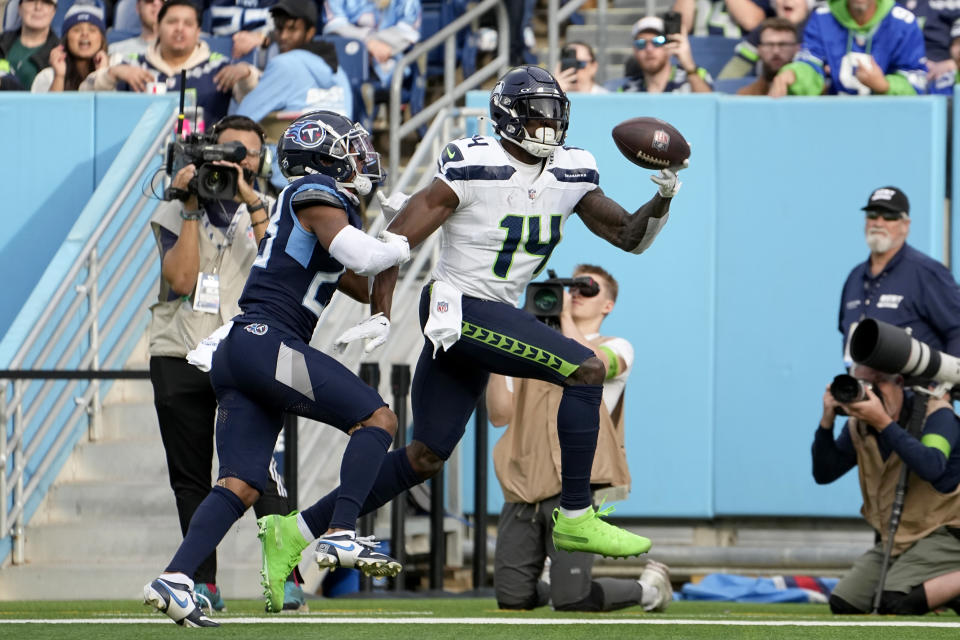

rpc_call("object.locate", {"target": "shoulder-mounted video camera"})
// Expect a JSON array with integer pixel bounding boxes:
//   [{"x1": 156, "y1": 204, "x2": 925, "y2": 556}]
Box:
[
  {"x1": 523, "y1": 269, "x2": 600, "y2": 326},
  {"x1": 164, "y1": 134, "x2": 247, "y2": 202}
]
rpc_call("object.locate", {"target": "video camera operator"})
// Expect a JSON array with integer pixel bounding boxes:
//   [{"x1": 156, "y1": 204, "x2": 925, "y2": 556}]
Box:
[
  {"x1": 814, "y1": 363, "x2": 960, "y2": 615},
  {"x1": 148, "y1": 114, "x2": 305, "y2": 611},
  {"x1": 486, "y1": 264, "x2": 672, "y2": 613}
]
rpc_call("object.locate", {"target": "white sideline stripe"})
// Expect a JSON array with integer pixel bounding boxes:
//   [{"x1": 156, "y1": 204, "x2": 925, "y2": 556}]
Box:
[{"x1": 2, "y1": 617, "x2": 960, "y2": 627}]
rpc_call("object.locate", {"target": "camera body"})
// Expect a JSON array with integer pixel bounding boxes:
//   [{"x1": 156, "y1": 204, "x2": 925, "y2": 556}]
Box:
[
  {"x1": 560, "y1": 45, "x2": 586, "y2": 72},
  {"x1": 523, "y1": 269, "x2": 600, "y2": 325},
  {"x1": 164, "y1": 134, "x2": 247, "y2": 202},
  {"x1": 663, "y1": 10, "x2": 683, "y2": 35}
]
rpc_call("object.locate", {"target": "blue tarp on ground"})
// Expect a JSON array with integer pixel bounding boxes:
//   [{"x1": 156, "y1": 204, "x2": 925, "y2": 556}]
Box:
[{"x1": 680, "y1": 573, "x2": 839, "y2": 603}]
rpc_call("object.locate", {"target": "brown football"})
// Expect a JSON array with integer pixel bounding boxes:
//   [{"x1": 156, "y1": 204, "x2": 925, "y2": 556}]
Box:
[{"x1": 611, "y1": 117, "x2": 690, "y2": 170}]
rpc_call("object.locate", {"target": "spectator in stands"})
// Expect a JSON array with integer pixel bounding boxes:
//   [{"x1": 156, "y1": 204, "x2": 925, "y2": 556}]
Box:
[
  {"x1": 236, "y1": 0, "x2": 352, "y2": 189},
  {"x1": 82, "y1": 0, "x2": 260, "y2": 125},
  {"x1": 839, "y1": 186, "x2": 960, "y2": 365},
  {"x1": 769, "y1": 0, "x2": 926, "y2": 96},
  {"x1": 614, "y1": 16, "x2": 713, "y2": 93},
  {"x1": 814, "y1": 363, "x2": 960, "y2": 615},
  {"x1": 555, "y1": 41, "x2": 607, "y2": 94},
  {"x1": 487, "y1": 264, "x2": 673, "y2": 614},
  {"x1": 732, "y1": 17, "x2": 798, "y2": 93},
  {"x1": 108, "y1": 0, "x2": 162, "y2": 58},
  {"x1": 0, "y1": 0, "x2": 58, "y2": 90},
  {"x1": 147, "y1": 114, "x2": 306, "y2": 613},
  {"x1": 719, "y1": 0, "x2": 809, "y2": 79},
  {"x1": 906, "y1": 0, "x2": 960, "y2": 92},
  {"x1": 673, "y1": 0, "x2": 775, "y2": 36},
  {"x1": 202, "y1": 0, "x2": 289, "y2": 63},
  {"x1": 31, "y1": 2, "x2": 105, "y2": 91},
  {"x1": 323, "y1": 0, "x2": 421, "y2": 83},
  {"x1": 0, "y1": 56, "x2": 24, "y2": 87}
]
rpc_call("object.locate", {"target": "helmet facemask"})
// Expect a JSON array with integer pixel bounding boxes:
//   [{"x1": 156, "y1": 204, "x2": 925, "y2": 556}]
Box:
[
  {"x1": 492, "y1": 81, "x2": 570, "y2": 158},
  {"x1": 314, "y1": 122, "x2": 383, "y2": 196}
]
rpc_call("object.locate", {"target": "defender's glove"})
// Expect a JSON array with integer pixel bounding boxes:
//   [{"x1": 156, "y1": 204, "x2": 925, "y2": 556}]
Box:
[
  {"x1": 377, "y1": 229, "x2": 411, "y2": 265},
  {"x1": 376, "y1": 190, "x2": 411, "y2": 222},
  {"x1": 650, "y1": 159, "x2": 689, "y2": 198},
  {"x1": 334, "y1": 312, "x2": 391, "y2": 354}
]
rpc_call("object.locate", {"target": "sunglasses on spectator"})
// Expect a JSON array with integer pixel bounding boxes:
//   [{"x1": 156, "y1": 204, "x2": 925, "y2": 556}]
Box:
[
  {"x1": 757, "y1": 41, "x2": 798, "y2": 50},
  {"x1": 635, "y1": 35, "x2": 667, "y2": 49},
  {"x1": 865, "y1": 210, "x2": 905, "y2": 221}
]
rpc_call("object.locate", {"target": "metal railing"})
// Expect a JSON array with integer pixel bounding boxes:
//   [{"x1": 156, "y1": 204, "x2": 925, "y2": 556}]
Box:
[
  {"x1": 548, "y1": 0, "x2": 609, "y2": 84},
  {"x1": 388, "y1": 0, "x2": 510, "y2": 182},
  {"x1": 0, "y1": 113, "x2": 173, "y2": 565}
]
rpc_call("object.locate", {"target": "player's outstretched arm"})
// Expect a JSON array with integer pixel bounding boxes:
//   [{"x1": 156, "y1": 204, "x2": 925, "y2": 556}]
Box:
[
  {"x1": 574, "y1": 187, "x2": 672, "y2": 254},
  {"x1": 370, "y1": 178, "x2": 461, "y2": 320},
  {"x1": 299, "y1": 203, "x2": 410, "y2": 277}
]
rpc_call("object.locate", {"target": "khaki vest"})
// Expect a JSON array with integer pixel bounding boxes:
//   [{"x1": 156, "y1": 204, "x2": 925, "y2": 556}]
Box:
[
  {"x1": 148, "y1": 198, "x2": 269, "y2": 358},
  {"x1": 848, "y1": 416, "x2": 960, "y2": 556},
  {"x1": 493, "y1": 337, "x2": 631, "y2": 504}
]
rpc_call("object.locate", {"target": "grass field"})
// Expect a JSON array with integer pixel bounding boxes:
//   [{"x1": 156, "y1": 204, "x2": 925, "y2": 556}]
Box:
[{"x1": 2, "y1": 597, "x2": 959, "y2": 639}]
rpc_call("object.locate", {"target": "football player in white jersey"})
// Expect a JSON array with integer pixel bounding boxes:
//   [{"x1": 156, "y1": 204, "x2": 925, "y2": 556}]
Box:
[{"x1": 264, "y1": 66, "x2": 687, "y2": 566}]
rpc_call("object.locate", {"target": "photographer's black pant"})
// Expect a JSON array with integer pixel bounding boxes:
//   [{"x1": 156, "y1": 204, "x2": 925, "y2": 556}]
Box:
[{"x1": 150, "y1": 356, "x2": 289, "y2": 585}]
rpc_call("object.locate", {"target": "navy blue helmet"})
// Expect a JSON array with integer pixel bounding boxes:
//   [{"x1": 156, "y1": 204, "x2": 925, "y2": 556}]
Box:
[
  {"x1": 489, "y1": 65, "x2": 570, "y2": 158},
  {"x1": 278, "y1": 110, "x2": 383, "y2": 194}
]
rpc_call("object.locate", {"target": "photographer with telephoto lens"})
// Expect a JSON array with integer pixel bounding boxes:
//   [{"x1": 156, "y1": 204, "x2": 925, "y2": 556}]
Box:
[
  {"x1": 147, "y1": 114, "x2": 306, "y2": 612},
  {"x1": 486, "y1": 264, "x2": 672, "y2": 613},
  {"x1": 814, "y1": 355, "x2": 960, "y2": 615}
]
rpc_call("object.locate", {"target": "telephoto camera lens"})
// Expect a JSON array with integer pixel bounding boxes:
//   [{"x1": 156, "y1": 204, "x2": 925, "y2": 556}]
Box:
[{"x1": 830, "y1": 374, "x2": 871, "y2": 404}]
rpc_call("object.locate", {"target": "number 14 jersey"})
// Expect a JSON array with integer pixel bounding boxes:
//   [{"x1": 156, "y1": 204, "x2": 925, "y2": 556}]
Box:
[{"x1": 432, "y1": 135, "x2": 599, "y2": 306}]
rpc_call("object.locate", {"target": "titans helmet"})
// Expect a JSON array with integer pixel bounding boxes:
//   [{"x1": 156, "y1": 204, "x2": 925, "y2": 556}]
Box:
[
  {"x1": 278, "y1": 110, "x2": 384, "y2": 195},
  {"x1": 489, "y1": 65, "x2": 570, "y2": 158}
]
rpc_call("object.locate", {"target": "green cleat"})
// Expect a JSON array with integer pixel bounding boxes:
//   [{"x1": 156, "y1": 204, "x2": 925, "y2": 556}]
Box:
[
  {"x1": 551, "y1": 503, "x2": 652, "y2": 558},
  {"x1": 257, "y1": 513, "x2": 309, "y2": 613}
]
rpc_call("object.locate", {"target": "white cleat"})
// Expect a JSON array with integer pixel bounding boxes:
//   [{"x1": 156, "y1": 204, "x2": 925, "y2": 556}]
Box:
[
  {"x1": 639, "y1": 560, "x2": 673, "y2": 612},
  {"x1": 143, "y1": 576, "x2": 220, "y2": 627},
  {"x1": 315, "y1": 532, "x2": 402, "y2": 577}
]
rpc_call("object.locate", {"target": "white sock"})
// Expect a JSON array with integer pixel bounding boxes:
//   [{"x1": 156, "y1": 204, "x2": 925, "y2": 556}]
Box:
[
  {"x1": 559, "y1": 506, "x2": 589, "y2": 519},
  {"x1": 639, "y1": 581, "x2": 660, "y2": 610},
  {"x1": 329, "y1": 529, "x2": 356, "y2": 539},
  {"x1": 296, "y1": 514, "x2": 316, "y2": 543},
  {"x1": 161, "y1": 572, "x2": 193, "y2": 589}
]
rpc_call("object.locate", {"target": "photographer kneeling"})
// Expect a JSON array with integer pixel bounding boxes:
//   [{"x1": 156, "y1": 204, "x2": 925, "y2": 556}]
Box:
[
  {"x1": 148, "y1": 115, "x2": 305, "y2": 611},
  {"x1": 815, "y1": 365, "x2": 960, "y2": 615}
]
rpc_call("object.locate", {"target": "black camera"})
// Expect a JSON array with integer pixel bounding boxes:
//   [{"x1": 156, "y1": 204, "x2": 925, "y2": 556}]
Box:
[
  {"x1": 663, "y1": 10, "x2": 683, "y2": 35},
  {"x1": 830, "y1": 374, "x2": 872, "y2": 404},
  {"x1": 524, "y1": 269, "x2": 600, "y2": 324},
  {"x1": 560, "y1": 46, "x2": 586, "y2": 72},
  {"x1": 164, "y1": 134, "x2": 247, "y2": 202}
]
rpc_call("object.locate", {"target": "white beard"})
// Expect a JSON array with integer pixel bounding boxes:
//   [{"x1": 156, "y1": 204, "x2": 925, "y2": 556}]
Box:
[{"x1": 866, "y1": 231, "x2": 893, "y2": 254}]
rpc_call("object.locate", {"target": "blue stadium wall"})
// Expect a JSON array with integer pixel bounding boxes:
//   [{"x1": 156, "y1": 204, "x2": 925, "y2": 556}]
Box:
[
  {"x1": 0, "y1": 91, "x2": 951, "y2": 519},
  {"x1": 461, "y1": 91, "x2": 949, "y2": 519}
]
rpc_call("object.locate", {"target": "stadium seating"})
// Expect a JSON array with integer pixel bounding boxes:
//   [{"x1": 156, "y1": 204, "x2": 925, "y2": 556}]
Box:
[
  {"x1": 689, "y1": 36, "x2": 740, "y2": 79},
  {"x1": 713, "y1": 76, "x2": 755, "y2": 94},
  {"x1": 318, "y1": 35, "x2": 369, "y2": 127}
]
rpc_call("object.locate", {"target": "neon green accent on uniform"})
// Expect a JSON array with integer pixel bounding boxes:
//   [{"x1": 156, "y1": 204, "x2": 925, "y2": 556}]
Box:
[
  {"x1": 922, "y1": 433, "x2": 952, "y2": 459},
  {"x1": 461, "y1": 321, "x2": 579, "y2": 378},
  {"x1": 446, "y1": 147, "x2": 455, "y2": 159},
  {"x1": 599, "y1": 345, "x2": 618, "y2": 380}
]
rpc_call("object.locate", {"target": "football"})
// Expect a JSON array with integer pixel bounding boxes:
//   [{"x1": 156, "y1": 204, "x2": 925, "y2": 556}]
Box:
[{"x1": 611, "y1": 117, "x2": 690, "y2": 170}]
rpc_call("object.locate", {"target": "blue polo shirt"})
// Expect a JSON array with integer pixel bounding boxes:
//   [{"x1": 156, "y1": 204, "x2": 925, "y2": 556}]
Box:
[{"x1": 838, "y1": 243, "x2": 960, "y2": 363}]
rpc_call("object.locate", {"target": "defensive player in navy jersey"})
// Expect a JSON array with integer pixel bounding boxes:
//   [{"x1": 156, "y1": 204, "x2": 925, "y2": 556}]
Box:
[
  {"x1": 143, "y1": 111, "x2": 410, "y2": 626},
  {"x1": 256, "y1": 66, "x2": 689, "y2": 582}
]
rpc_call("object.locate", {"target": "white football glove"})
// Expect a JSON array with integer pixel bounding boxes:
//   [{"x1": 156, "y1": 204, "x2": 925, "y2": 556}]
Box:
[
  {"x1": 334, "y1": 312, "x2": 391, "y2": 354},
  {"x1": 650, "y1": 159, "x2": 689, "y2": 198},
  {"x1": 376, "y1": 190, "x2": 411, "y2": 222},
  {"x1": 378, "y1": 229, "x2": 411, "y2": 266}
]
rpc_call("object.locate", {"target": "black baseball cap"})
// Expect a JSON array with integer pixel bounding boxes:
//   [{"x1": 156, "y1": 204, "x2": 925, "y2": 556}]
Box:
[
  {"x1": 270, "y1": 0, "x2": 317, "y2": 28},
  {"x1": 861, "y1": 186, "x2": 909, "y2": 216}
]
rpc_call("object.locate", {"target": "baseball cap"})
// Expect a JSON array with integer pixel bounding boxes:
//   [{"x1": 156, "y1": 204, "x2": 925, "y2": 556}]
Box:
[
  {"x1": 270, "y1": 0, "x2": 318, "y2": 28},
  {"x1": 632, "y1": 16, "x2": 664, "y2": 37},
  {"x1": 861, "y1": 186, "x2": 910, "y2": 216},
  {"x1": 62, "y1": 2, "x2": 106, "y2": 35}
]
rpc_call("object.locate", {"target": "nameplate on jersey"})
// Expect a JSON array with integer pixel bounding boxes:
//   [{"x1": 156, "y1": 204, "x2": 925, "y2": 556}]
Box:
[{"x1": 193, "y1": 272, "x2": 220, "y2": 314}]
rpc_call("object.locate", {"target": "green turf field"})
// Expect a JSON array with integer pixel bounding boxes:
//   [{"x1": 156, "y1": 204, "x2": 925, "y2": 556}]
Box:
[{"x1": 1, "y1": 598, "x2": 959, "y2": 639}]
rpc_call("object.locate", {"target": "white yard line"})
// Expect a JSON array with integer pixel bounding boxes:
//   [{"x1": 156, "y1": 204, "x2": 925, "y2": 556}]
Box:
[{"x1": 2, "y1": 617, "x2": 960, "y2": 627}]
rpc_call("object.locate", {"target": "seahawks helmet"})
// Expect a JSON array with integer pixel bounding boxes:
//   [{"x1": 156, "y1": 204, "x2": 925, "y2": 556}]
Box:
[
  {"x1": 278, "y1": 110, "x2": 384, "y2": 195},
  {"x1": 489, "y1": 66, "x2": 570, "y2": 158}
]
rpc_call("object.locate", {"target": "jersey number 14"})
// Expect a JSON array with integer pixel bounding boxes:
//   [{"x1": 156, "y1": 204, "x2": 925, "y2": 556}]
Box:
[{"x1": 494, "y1": 214, "x2": 562, "y2": 279}]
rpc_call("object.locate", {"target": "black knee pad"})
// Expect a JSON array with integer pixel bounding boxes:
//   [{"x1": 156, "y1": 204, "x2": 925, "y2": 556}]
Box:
[
  {"x1": 829, "y1": 593, "x2": 867, "y2": 615},
  {"x1": 879, "y1": 586, "x2": 929, "y2": 615}
]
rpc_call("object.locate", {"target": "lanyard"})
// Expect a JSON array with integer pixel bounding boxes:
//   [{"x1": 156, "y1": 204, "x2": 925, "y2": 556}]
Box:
[{"x1": 200, "y1": 200, "x2": 245, "y2": 253}]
